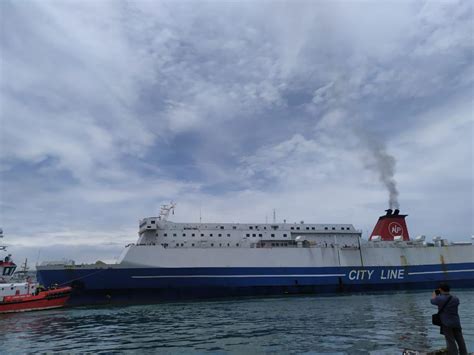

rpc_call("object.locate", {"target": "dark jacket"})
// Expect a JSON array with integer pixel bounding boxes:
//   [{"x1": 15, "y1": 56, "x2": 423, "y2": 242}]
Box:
[{"x1": 431, "y1": 294, "x2": 462, "y2": 328}]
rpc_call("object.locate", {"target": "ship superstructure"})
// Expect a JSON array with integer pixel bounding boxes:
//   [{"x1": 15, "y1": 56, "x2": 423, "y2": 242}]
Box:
[
  {"x1": 36, "y1": 207, "x2": 474, "y2": 306},
  {"x1": 132, "y1": 218, "x2": 358, "y2": 255},
  {"x1": 0, "y1": 229, "x2": 16, "y2": 283}
]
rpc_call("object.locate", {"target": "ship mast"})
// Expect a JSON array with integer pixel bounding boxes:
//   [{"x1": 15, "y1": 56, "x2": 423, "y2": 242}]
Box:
[{"x1": 158, "y1": 202, "x2": 177, "y2": 221}]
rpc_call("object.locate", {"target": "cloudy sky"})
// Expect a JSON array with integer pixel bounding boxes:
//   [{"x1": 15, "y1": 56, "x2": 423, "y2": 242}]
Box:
[{"x1": 1, "y1": 0, "x2": 473, "y2": 265}]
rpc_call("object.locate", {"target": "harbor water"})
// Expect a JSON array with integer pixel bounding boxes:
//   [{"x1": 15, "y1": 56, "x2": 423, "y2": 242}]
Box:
[{"x1": 1, "y1": 289, "x2": 473, "y2": 354}]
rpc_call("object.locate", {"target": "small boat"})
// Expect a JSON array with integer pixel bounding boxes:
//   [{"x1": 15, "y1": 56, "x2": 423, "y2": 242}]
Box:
[
  {"x1": 0, "y1": 228, "x2": 71, "y2": 313},
  {"x1": 0, "y1": 283, "x2": 72, "y2": 313}
]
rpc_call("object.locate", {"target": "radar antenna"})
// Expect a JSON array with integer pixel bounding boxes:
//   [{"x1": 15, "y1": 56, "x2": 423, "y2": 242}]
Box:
[{"x1": 158, "y1": 202, "x2": 176, "y2": 221}]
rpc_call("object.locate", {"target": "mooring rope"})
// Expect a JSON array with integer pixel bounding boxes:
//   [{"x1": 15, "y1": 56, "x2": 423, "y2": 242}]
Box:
[{"x1": 48, "y1": 268, "x2": 109, "y2": 288}]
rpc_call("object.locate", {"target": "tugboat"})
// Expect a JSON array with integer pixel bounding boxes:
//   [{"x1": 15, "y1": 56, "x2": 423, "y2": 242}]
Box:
[{"x1": 0, "y1": 228, "x2": 71, "y2": 313}]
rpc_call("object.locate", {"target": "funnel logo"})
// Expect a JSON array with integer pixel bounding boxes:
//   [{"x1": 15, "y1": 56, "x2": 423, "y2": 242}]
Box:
[{"x1": 388, "y1": 222, "x2": 403, "y2": 237}]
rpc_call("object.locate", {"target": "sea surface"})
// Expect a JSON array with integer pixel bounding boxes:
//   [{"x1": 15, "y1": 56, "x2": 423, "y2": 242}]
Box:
[{"x1": 1, "y1": 289, "x2": 473, "y2": 354}]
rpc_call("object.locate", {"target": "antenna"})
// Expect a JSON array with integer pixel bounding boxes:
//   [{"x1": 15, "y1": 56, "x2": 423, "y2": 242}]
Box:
[
  {"x1": 273, "y1": 209, "x2": 276, "y2": 224},
  {"x1": 0, "y1": 228, "x2": 6, "y2": 251},
  {"x1": 36, "y1": 249, "x2": 41, "y2": 267}
]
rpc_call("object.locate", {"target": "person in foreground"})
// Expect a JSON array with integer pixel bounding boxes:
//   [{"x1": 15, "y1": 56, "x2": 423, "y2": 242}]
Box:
[{"x1": 431, "y1": 283, "x2": 468, "y2": 355}]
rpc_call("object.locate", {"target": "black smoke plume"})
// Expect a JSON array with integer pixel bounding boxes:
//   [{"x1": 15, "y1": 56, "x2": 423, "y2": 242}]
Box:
[{"x1": 366, "y1": 138, "x2": 399, "y2": 209}]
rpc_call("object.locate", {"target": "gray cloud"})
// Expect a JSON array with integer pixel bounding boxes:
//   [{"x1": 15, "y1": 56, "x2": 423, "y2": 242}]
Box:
[{"x1": 0, "y1": 0, "x2": 472, "y2": 264}]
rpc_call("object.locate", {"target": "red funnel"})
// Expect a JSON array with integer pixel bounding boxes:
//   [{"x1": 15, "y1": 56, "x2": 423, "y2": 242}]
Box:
[{"x1": 370, "y1": 209, "x2": 410, "y2": 241}]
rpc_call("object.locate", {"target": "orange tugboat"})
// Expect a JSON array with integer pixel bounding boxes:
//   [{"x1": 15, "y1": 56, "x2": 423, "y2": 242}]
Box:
[
  {"x1": 0, "y1": 229, "x2": 71, "y2": 313},
  {"x1": 0, "y1": 282, "x2": 71, "y2": 313}
]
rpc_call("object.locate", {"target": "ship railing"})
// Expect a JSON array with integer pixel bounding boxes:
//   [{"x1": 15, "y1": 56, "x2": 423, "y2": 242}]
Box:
[
  {"x1": 363, "y1": 241, "x2": 429, "y2": 248},
  {"x1": 250, "y1": 242, "x2": 360, "y2": 249},
  {"x1": 40, "y1": 259, "x2": 75, "y2": 266}
]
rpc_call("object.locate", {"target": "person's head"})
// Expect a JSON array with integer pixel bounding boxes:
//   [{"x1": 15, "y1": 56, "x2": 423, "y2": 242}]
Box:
[{"x1": 438, "y1": 283, "x2": 450, "y2": 293}]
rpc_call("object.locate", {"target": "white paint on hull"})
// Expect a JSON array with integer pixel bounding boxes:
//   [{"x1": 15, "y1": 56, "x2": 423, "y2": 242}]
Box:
[{"x1": 131, "y1": 273, "x2": 347, "y2": 279}]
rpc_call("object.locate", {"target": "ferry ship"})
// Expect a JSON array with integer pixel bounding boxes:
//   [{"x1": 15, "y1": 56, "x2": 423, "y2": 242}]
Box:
[{"x1": 36, "y1": 205, "x2": 474, "y2": 306}]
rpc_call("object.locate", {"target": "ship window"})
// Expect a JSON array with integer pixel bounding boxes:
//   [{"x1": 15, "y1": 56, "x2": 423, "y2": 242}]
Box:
[
  {"x1": 219, "y1": 243, "x2": 222, "y2": 247},
  {"x1": 236, "y1": 243, "x2": 239, "y2": 246},
  {"x1": 164, "y1": 233, "x2": 168, "y2": 237},
  {"x1": 182, "y1": 233, "x2": 186, "y2": 237},
  {"x1": 211, "y1": 243, "x2": 214, "y2": 247},
  {"x1": 325, "y1": 227, "x2": 328, "y2": 230},
  {"x1": 291, "y1": 227, "x2": 294, "y2": 230},
  {"x1": 249, "y1": 226, "x2": 253, "y2": 230},
  {"x1": 192, "y1": 233, "x2": 195, "y2": 237},
  {"x1": 201, "y1": 234, "x2": 204, "y2": 237},
  {"x1": 227, "y1": 234, "x2": 230, "y2": 237},
  {"x1": 173, "y1": 233, "x2": 177, "y2": 237},
  {"x1": 220, "y1": 226, "x2": 224, "y2": 229},
  {"x1": 272, "y1": 243, "x2": 275, "y2": 246},
  {"x1": 296, "y1": 227, "x2": 300, "y2": 230},
  {"x1": 306, "y1": 227, "x2": 309, "y2": 230},
  {"x1": 264, "y1": 226, "x2": 267, "y2": 230},
  {"x1": 151, "y1": 221, "x2": 155, "y2": 224},
  {"x1": 312, "y1": 227, "x2": 315, "y2": 230},
  {"x1": 181, "y1": 243, "x2": 184, "y2": 246},
  {"x1": 332, "y1": 227, "x2": 335, "y2": 230},
  {"x1": 252, "y1": 234, "x2": 256, "y2": 237},
  {"x1": 271, "y1": 234, "x2": 275, "y2": 238},
  {"x1": 192, "y1": 243, "x2": 195, "y2": 247},
  {"x1": 246, "y1": 234, "x2": 250, "y2": 237},
  {"x1": 218, "y1": 234, "x2": 222, "y2": 237},
  {"x1": 283, "y1": 234, "x2": 287, "y2": 237},
  {"x1": 210, "y1": 234, "x2": 213, "y2": 237},
  {"x1": 176, "y1": 243, "x2": 179, "y2": 247},
  {"x1": 341, "y1": 227, "x2": 344, "y2": 230},
  {"x1": 233, "y1": 226, "x2": 237, "y2": 229},
  {"x1": 259, "y1": 234, "x2": 262, "y2": 237},
  {"x1": 227, "y1": 243, "x2": 230, "y2": 246}
]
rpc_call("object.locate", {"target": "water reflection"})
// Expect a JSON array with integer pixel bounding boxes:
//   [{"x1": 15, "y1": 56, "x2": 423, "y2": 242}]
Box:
[{"x1": 0, "y1": 290, "x2": 472, "y2": 353}]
